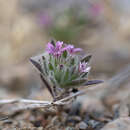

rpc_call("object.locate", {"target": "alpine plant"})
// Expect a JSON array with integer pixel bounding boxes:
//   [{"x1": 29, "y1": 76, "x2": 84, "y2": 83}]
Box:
[{"x1": 30, "y1": 40, "x2": 103, "y2": 100}]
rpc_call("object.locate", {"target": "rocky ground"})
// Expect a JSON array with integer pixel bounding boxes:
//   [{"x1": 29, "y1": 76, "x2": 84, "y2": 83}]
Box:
[
  {"x1": 0, "y1": 0, "x2": 130, "y2": 129},
  {"x1": 0, "y1": 64, "x2": 130, "y2": 130}
]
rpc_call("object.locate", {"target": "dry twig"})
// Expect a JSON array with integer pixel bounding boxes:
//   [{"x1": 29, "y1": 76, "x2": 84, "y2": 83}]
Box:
[{"x1": 0, "y1": 85, "x2": 100, "y2": 114}]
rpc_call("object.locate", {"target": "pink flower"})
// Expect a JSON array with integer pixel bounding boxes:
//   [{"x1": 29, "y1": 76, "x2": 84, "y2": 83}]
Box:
[
  {"x1": 46, "y1": 41, "x2": 82, "y2": 56},
  {"x1": 46, "y1": 42, "x2": 55, "y2": 54},
  {"x1": 63, "y1": 44, "x2": 82, "y2": 54},
  {"x1": 46, "y1": 41, "x2": 63, "y2": 56},
  {"x1": 55, "y1": 41, "x2": 63, "y2": 51},
  {"x1": 79, "y1": 62, "x2": 91, "y2": 73}
]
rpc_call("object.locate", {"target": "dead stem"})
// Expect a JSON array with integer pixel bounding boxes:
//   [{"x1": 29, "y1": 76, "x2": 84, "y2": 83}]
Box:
[{"x1": 0, "y1": 84, "x2": 102, "y2": 115}]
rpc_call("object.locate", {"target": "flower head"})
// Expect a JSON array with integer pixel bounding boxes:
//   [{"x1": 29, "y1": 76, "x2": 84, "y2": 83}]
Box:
[
  {"x1": 46, "y1": 41, "x2": 82, "y2": 56},
  {"x1": 46, "y1": 41, "x2": 63, "y2": 56}
]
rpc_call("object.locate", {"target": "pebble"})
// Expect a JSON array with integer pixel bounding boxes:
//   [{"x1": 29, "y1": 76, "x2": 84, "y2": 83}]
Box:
[
  {"x1": 88, "y1": 120, "x2": 100, "y2": 128},
  {"x1": 77, "y1": 121, "x2": 88, "y2": 130},
  {"x1": 68, "y1": 116, "x2": 81, "y2": 122},
  {"x1": 66, "y1": 116, "x2": 81, "y2": 126}
]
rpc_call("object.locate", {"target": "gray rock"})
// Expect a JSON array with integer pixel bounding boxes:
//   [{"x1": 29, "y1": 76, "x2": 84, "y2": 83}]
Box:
[
  {"x1": 77, "y1": 121, "x2": 88, "y2": 130},
  {"x1": 101, "y1": 117, "x2": 130, "y2": 130}
]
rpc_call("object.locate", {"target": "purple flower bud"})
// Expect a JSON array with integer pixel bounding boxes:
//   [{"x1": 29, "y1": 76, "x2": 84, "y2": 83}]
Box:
[
  {"x1": 55, "y1": 41, "x2": 63, "y2": 52},
  {"x1": 63, "y1": 44, "x2": 82, "y2": 54},
  {"x1": 79, "y1": 62, "x2": 91, "y2": 73},
  {"x1": 73, "y1": 48, "x2": 83, "y2": 53},
  {"x1": 59, "y1": 64, "x2": 64, "y2": 70},
  {"x1": 46, "y1": 42, "x2": 55, "y2": 54},
  {"x1": 46, "y1": 41, "x2": 63, "y2": 56}
]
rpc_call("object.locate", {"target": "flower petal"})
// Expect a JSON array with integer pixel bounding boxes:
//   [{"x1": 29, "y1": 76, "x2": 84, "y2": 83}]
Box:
[
  {"x1": 73, "y1": 48, "x2": 82, "y2": 53},
  {"x1": 46, "y1": 42, "x2": 55, "y2": 54}
]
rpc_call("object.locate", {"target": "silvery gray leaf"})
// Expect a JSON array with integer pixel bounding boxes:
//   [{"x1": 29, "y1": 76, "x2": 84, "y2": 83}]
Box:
[{"x1": 84, "y1": 80, "x2": 103, "y2": 86}]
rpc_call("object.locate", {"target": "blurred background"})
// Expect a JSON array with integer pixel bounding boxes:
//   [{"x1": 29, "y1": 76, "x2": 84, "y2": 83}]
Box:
[{"x1": 0, "y1": 0, "x2": 130, "y2": 105}]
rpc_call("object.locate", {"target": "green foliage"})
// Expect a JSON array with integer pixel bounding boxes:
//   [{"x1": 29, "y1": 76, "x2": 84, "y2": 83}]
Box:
[{"x1": 39, "y1": 50, "x2": 91, "y2": 89}]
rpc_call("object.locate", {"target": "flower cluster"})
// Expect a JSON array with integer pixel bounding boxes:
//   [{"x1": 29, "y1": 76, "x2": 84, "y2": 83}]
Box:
[{"x1": 46, "y1": 41, "x2": 82, "y2": 56}]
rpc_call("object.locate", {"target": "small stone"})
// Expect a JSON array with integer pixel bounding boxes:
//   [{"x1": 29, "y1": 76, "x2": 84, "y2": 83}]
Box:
[
  {"x1": 77, "y1": 121, "x2": 88, "y2": 130},
  {"x1": 68, "y1": 116, "x2": 81, "y2": 122},
  {"x1": 101, "y1": 117, "x2": 130, "y2": 130},
  {"x1": 66, "y1": 116, "x2": 81, "y2": 126},
  {"x1": 72, "y1": 116, "x2": 82, "y2": 122},
  {"x1": 88, "y1": 120, "x2": 100, "y2": 128}
]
